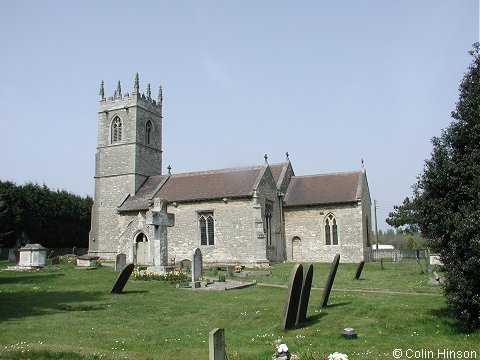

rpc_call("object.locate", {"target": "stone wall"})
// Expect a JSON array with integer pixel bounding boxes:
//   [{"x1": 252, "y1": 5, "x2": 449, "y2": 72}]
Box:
[
  {"x1": 166, "y1": 198, "x2": 265, "y2": 266},
  {"x1": 359, "y1": 172, "x2": 373, "y2": 259},
  {"x1": 284, "y1": 202, "x2": 366, "y2": 263}
]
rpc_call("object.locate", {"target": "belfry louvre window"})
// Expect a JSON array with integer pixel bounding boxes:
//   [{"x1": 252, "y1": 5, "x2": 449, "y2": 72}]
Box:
[
  {"x1": 199, "y1": 212, "x2": 214, "y2": 246},
  {"x1": 145, "y1": 120, "x2": 152, "y2": 145},
  {"x1": 111, "y1": 117, "x2": 122, "y2": 143},
  {"x1": 325, "y1": 213, "x2": 338, "y2": 245}
]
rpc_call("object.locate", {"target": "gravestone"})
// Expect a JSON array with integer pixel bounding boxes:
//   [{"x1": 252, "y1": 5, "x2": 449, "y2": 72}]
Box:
[
  {"x1": 209, "y1": 328, "x2": 225, "y2": 360},
  {"x1": 115, "y1": 253, "x2": 127, "y2": 271},
  {"x1": 76, "y1": 255, "x2": 99, "y2": 268},
  {"x1": 191, "y1": 248, "x2": 203, "y2": 288},
  {"x1": 110, "y1": 263, "x2": 135, "y2": 293},
  {"x1": 281, "y1": 264, "x2": 303, "y2": 330},
  {"x1": 354, "y1": 261, "x2": 365, "y2": 280},
  {"x1": 296, "y1": 263, "x2": 313, "y2": 325},
  {"x1": 320, "y1": 254, "x2": 340, "y2": 308},
  {"x1": 8, "y1": 248, "x2": 17, "y2": 262},
  {"x1": 180, "y1": 259, "x2": 191, "y2": 271},
  {"x1": 146, "y1": 198, "x2": 175, "y2": 273}
]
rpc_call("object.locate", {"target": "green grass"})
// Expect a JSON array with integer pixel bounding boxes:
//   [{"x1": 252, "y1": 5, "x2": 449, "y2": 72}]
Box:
[{"x1": 0, "y1": 260, "x2": 478, "y2": 359}]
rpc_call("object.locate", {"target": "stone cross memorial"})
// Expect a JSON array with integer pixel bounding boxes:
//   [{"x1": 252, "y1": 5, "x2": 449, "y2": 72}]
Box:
[
  {"x1": 146, "y1": 198, "x2": 174, "y2": 273},
  {"x1": 115, "y1": 253, "x2": 127, "y2": 272},
  {"x1": 296, "y1": 263, "x2": 313, "y2": 325},
  {"x1": 281, "y1": 264, "x2": 303, "y2": 330},
  {"x1": 320, "y1": 254, "x2": 340, "y2": 308},
  {"x1": 111, "y1": 263, "x2": 135, "y2": 294},
  {"x1": 209, "y1": 328, "x2": 225, "y2": 360}
]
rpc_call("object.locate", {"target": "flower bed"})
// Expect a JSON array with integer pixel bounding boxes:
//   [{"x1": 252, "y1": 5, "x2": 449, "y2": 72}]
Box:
[{"x1": 132, "y1": 268, "x2": 187, "y2": 282}]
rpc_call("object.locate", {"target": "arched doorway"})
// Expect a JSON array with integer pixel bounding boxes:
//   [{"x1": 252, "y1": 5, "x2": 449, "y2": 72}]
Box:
[
  {"x1": 292, "y1": 236, "x2": 302, "y2": 262},
  {"x1": 135, "y1": 232, "x2": 149, "y2": 265}
]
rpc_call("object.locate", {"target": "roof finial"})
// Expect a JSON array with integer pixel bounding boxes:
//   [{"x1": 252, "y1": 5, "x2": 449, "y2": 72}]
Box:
[
  {"x1": 361, "y1": 159, "x2": 365, "y2": 172},
  {"x1": 286, "y1": 152, "x2": 289, "y2": 161},
  {"x1": 99, "y1": 80, "x2": 105, "y2": 101},
  {"x1": 167, "y1": 165, "x2": 172, "y2": 174},
  {"x1": 264, "y1": 154, "x2": 268, "y2": 164},
  {"x1": 134, "y1": 73, "x2": 140, "y2": 94},
  {"x1": 116, "y1": 80, "x2": 122, "y2": 98},
  {"x1": 158, "y1": 85, "x2": 163, "y2": 104},
  {"x1": 146, "y1": 83, "x2": 151, "y2": 100}
]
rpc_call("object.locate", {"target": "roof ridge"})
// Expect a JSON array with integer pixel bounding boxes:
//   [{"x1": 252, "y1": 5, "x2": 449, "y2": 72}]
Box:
[
  {"x1": 169, "y1": 164, "x2": 265, "y2": 177},
  {"x1": 292, "y1": 170, "x2": 361, "y2": 179}
]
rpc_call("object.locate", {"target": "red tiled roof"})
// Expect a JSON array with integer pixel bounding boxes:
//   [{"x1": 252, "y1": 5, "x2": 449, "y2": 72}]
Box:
[{"x1": 283, "y1": 171, "x2": 361, "y2": 207}]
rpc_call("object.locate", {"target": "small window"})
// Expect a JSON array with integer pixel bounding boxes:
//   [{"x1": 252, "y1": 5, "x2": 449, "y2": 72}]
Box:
[
  {"x1": 265, "y1": 202, "x2": 273, "y2": 246},
  {"x1": 111, "y1": 116, "x2": 122, "y2": 143},
  {"x1": 325, "y1": 213, "x2": 338, "y2": 245},
  {"x1": 145, "y1": 120, "x2": 152, "y2": 145},
  {"x1": 199, "y1": 212, "x2": 214, "y2": 245}
]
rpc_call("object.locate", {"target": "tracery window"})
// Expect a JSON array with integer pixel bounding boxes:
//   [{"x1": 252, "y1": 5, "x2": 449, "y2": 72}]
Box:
[
  {"x1": 325, "y1": 213, "x2": 338, "y2": 245},
  {"x1": 199, "y1": 212, "x2": 214, "y2": 246},
  {"x1": 145, "y1": 120, "x2": 152, "y2": 145},
  {"x1": 111, "y1": 116, "x2": 122, "y2": 143}
]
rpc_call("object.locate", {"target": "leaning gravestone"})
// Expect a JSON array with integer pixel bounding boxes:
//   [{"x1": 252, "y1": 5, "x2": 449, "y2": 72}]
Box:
[
  {"x1": 115, "y1": 253, "x2": 127, "y2": 272},
  {"x1": 110, "y1": 263, "x2": 135, "y2": 294},
  {"x1": 191, "y1": 248, "x2": 203, "y2": 288},
  {"x1": 296, "y1": 263, "x2": 313, "y2": 325},
  {"x1": 354, "y1": 260, "x2": 365, "y2": 280},
  {"x1": 281, "y1": 264, "x2": 303, "y2": 330},
  {"x1": 320, "y1": 254, "x2": 340, "y2": 308},
  {"x1": 209, "y1": 328, "x2": 225, "y2": 360}
]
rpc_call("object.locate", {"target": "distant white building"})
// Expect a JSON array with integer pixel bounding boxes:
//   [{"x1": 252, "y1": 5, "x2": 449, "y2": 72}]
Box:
[{"x1": 372, "y1": 244, "x2": 395, "y2": 250}]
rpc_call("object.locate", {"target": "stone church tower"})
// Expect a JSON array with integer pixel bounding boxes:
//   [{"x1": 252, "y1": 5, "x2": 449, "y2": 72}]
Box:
[{"x1": 89, "y1": 75, "x2": 163, "y2": 258}]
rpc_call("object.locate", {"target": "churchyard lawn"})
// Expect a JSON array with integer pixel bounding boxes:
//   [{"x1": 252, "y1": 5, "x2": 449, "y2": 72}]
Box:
[{"x1": 0, "y1": 260, "x2": 478, "y2": 359}]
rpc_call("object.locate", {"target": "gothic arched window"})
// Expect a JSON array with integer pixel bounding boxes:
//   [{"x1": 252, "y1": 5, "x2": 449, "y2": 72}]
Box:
[
  {"x1": 199, "y1": 212, "x2": 214, "y2": 246},
  {"x1": 111, "y1": 116, "x2": 122, "y2": 143},
  {"x1": 145, "y1": 120, "x2": 152, "y2": 145},
  {"x1": 325, "y1": 213, "x2": 339, "y2": 245}
]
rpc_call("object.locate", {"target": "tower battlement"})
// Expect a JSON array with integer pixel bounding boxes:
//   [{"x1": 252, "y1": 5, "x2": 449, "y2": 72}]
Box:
[{"x1": 99, "y1": 74, "x2": 163, "y2": 115}]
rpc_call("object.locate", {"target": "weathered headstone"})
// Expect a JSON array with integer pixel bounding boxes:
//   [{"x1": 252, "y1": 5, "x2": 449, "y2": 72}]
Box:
[
  {"x1": 191, "y1": 248, "x2": 203, "y2": 288},
  {"x1": 115, "y1": 253, "x2": 127, "y2": 272},
  {"x1": 209, "y1": 328, "x2": 225, "y2": 360},
  {"x1": 146, "y1": 198, "x2": 175, "y2": 273},
  {"x1": 180, "y1": 259, "x2": 191, "y2": 271},
  {"x1": 281, "y1": 264, "x2": 303, "y2": 330},
  {"x1": 8, "y1": 248, "x2": 17, "y2": 262},
  {"x1": 76, "y1": 255, "x2": 99, "y2": 268},
  {"x1": 296, "y1": 263, "x2": 313, "y2": 325},
  {"x1": 320, "y1": 254, "x2": 340, "y2": 308},
  {"x1": 110, "y1": 263, "x2": 135, "y2": 293},
  {"x1": 354, "y1": 261, "x2": 365, "y2": 280}
]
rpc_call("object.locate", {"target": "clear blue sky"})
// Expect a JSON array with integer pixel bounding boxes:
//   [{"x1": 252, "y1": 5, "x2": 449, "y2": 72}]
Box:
[{"x1": 0, "y1": 1, "x2": 478, "y2": 230}]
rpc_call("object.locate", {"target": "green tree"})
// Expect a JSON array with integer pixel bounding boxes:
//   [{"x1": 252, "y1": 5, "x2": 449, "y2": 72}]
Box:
[
  {"x1": 388, "y1": 43, "x2": 480, "y2": 331},
  {"x1": 0, "y1": 181, "x2": 92, "y2": 248}
]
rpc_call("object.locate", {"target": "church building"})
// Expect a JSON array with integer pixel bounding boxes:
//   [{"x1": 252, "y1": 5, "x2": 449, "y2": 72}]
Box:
[{"x1": 89, "y1": 76, "x2": 372, "y2": 267}]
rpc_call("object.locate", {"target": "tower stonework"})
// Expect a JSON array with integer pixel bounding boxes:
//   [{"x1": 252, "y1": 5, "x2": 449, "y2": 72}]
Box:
[{"x1": 89, "y1": 76, "x2": 163, "y2": 258}]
